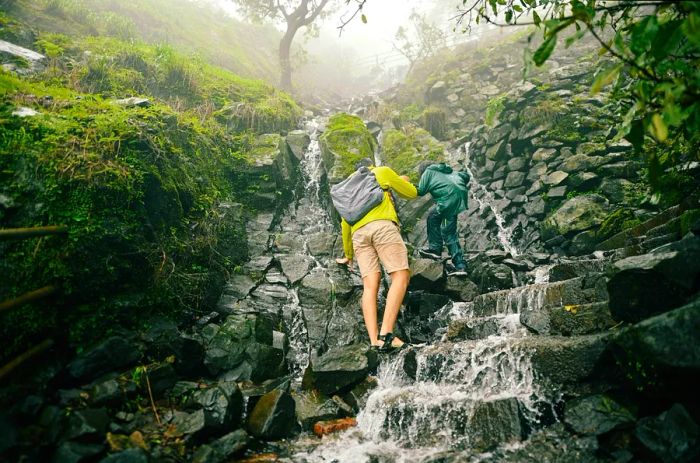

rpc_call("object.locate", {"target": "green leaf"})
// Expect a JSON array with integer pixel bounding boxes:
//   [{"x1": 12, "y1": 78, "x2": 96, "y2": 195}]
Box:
[
  {"x1": 590, "y1": 64, "x2": 623, "y2": 94},
  {"x1": 682, "y1": 12, "x2": 700, "y2": 47},
  {"x1": 533, "y1": 11, "x2": 541, "y2": 26},
  {"x1": 505, "y1": 10, "x2": 513, "y2": 23},
  {"x1": 513, "y1": 5, "x2": 522, "y2": 13},
  {"x1": 361, "y1": 14, "x2": 367, "y2": 24},
  {"x1": 650, "y1": 113, "x2": 668, "y2": 142},
  {"x1": 533, "y1": 33, "x2": 557, "y2": 66},
  {"x1": 488, "y1": 0, "x2": 497, "y2": 16}
]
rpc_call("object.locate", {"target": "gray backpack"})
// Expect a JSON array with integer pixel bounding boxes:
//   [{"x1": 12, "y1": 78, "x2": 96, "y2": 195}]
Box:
[{"x1": 330, "y1": 167, "x2": 385, "y2": 225}]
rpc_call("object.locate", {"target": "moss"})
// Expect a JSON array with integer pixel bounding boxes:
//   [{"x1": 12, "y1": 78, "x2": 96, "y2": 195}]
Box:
[
  {"x1": 421, "y1": 106, "x2": 446, "y2": 140},
  {"x1": 319, "y1": 113, "x2": 376, "y2": 179},
  {"x1": 597, "y1": 208, "x2": 639, "y2": 241},
  {"x1": 485, "y1": 94, "x2": 507, "y2": 127},
  {"x1": 382, "y1": 127, "x2": 446, "y2": 183},
  {"x1": 680, "y1": 209, "x2": 700, "y2": 236}
]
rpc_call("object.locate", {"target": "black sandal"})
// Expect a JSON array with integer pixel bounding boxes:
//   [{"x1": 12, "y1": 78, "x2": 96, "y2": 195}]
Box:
[{"x1": 377, "y1": 333, "x2": 407, "y2": 352}]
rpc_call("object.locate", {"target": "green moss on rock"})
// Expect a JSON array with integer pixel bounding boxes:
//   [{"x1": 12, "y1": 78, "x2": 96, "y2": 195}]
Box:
[
  {"x1": 319, "y1": 113, "x2": 376, "y2": 183},
  {"x1": 382, "y1": 127, "x2": 446, "y2": 182},
  {"x1": 597, "y1": 208, "x2": 640, "y2": 241}
]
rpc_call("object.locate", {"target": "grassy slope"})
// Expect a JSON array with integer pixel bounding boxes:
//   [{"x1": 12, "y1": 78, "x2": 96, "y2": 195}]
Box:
[{"x1": 4, "y1": 0, "x2": 281, "y2": 83}]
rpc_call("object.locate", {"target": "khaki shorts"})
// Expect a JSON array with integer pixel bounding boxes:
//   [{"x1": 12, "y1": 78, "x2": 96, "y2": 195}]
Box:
[{"x1": 352, "y1": 220, "x2": 409, "y2": 278}]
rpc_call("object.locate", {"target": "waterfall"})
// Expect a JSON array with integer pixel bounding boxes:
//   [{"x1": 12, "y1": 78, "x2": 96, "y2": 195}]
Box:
[{"x1": 461, "y1": 142, "x2": 520, "y2": 257}]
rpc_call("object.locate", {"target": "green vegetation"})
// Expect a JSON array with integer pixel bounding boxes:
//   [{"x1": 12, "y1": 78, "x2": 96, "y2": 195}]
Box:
[
  {"x1": 597, "y1": 208, "x2": 641, "y2": 241},
  {"x1": 484, "y1": 94, "x2": 507, "y2": 127},
  {"x1": 319, "y1": 113, "x2": 376, "y2": 179},
  {"x1": 382, "y1": 127, "x2": 446, "y2": 182},
  {"x1": 421, "y1": 107, "x2": 446, "y2": 140},
  {"x1": 0, "y1": 8, "x2": 301, "y2": 363}
]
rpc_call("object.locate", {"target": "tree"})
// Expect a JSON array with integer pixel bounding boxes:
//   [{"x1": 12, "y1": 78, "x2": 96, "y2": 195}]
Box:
[
  {"x1": 233, "y1": 0, "x2": 335, "y2": 91},
  {"x1": 348, "y1": 1, "x2": 700, "y2": 187},
  {"x1": 393, "y1": 10, "x2": 447, "y2": 74}
]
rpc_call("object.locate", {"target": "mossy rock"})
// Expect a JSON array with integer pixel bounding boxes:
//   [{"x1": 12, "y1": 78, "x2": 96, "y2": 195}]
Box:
[
  {"x1": 680, "y1": 209, "x2": 700, "y2": 236},
  {"x1": 382, "y1": 127, "x2": 446, "y2": 183},
  {"x1": 319, "y1": 113, "x2": 376, "y2": 183},
  {"x1": 421, "y1": 106, "x2": 446, "y2": 140},
  {"x1": 597, "y1": 208, "x2": 640, "y2": 241}
]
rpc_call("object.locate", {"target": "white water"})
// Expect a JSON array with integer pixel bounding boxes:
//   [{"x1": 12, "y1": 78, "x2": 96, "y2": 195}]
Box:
[{"x1": 460, "y1": 142, "x2": 520, "y2": 257}]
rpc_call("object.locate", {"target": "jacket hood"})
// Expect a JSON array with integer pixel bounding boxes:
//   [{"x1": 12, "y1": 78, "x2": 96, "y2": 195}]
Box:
[{"x1": 428, "y1": 163, "x2": 453, "y2": 174}]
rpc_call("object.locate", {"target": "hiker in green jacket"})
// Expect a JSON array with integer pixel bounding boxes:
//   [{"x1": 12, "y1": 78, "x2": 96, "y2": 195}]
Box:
[{"x1": 416, "y1": 161, "x2": 470, "y2": 276}]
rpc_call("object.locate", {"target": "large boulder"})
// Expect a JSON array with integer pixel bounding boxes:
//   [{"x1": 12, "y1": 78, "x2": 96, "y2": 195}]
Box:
[
  {"x1": 285, "y1": 130, "x2": 311, "y2": 161},
  {"x1": 307, "y1": 344, "x2": 378, "y2": 395},
  {"x1": 246, "y1": 389, "x2": 297, "y2": 440},
  {"x1": 607, "y1": 236, "x2": 700, "y2": 322},
  {"x1": 541, "y1": 194, "x2": 609, "y2": 240},
  {"x1": 67, "y1": 337, "x2": 141, "y2": 382},
  {"x1": 319, "y1": 113, "x2": 376, "y2": 184},
  {"x1": 173, "y1": 381, "x2": 244, "y2": 433},
  {"x1": 409, "y1": 258, "x2": 445, "y2": 290},
  {"x1": 635, "y1": 404, "x2": 700, "y2": 463}
]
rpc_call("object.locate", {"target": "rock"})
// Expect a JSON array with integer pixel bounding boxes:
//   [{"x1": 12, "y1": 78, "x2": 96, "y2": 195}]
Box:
[
  {"x1": 447, "y1": 318, "x2": 499, "y2": 341},
  {"x1": 635, "y1": 404, "x2": 700, "y2": 463},
  {"x1": 486, "y1": 140, "x2": 506, "y2": 161},
  {"x1": 247, "y1": 389, "x2": 297, "y2": 440},
  {"x1": 68, "y1": 336, "x2": 141, "y2": 381},
  {"x1": 607, "y1": 237, "x2": 700, "y2": 322},
  {"x1": 611, "y1": 297, "x2": 700, "y2": 369},
  {"x1": 569, "y1": 230, "x2": 599, "y2": 255},
  {"x1": 90, "y1": 379, "x2": 122, "y2": 406},
  {"x1": 298, "y1": 269, "x2": 334, "y2": 307},
  {"x1": 444, "y1": 276, "x2": 479, "y2": 302},
  {"x1": 507, "y1": 157, "x2": 526, "y2": 172},
  {"x1": 568, "y1": 172, "x2": 599, "y2": 190},
  {"x1": 172, "y1": 409, "x2": 207, "y2": 436},
  {"x1": 575, "y1": 142, "x2": 606, "y2": 156},
  {"x1": 469, "y1": 398, "x2": 523, "y2": 451},
  {"x1": 343, "y1": 376, "x2": 379, "y2": 413},
  {"x1": 524, "y1": 197, "x2": 545, "y2": 217},
  {"x1": 504, "y1": 171, "x2": 525, "y2": 188},
  {"x1": 547, "y1": 185, "x2": 567, "y2": 198},
  {"x1": 145, "y1": 363, "x2": 178, "y2": 396},
  {"x1": 221, "y1": 275, "x2": 257, "y2": 302},
  {"x1": 313, "y1": 417, "x2": 357, "y2": 437},
  {"x1": 597, "y1": 161, "x2": 639, "y2": 178},
  {"x1": 98, "y1": 449, "x2": 149, "y2": 463},
  {"x1": 293, "y1": 391, "x2": 343, "y2": 430},
  {"x1": 114, "y1": 97, "x2": 151, "y2": 108},
  {"x1": 427, "y1": 81, "x2": 447, "y2": 101},
  {"x1": 561, "y1": 154, "x2": 606, "y2": 173},
  {"x1": 285, "y1": 130, "x2": 310, "y2": 161},
  {"x1": 409, "y1": 258, "x2": 444, "y2": 289},
  {"x1": 192, "y1": 429, "x2": 248, "y2": 463},
  {"x1": 308, "y1": 344, "x2": 378, "y2": 395},
  {"x1": 12, "y1": 106, "x2": 39, "y2": 117},
  {"x1": 526, "y1": 180, "x2": 543, "y2": 196},
  {"x1": 564, "y1": 395, "x2": 635, "y2": 435},
  {"x1": 62, "y1": 408, "x2": 110, "y2": 441},
  {"x1": 278, "y1": 254, "x2": 313, "y2": 285},
  {"x1": 178, "y1": 381, "x2": 244, "y2": 433},
  {"x1": 541, "y1": 194, "x2": 609, "y2": 239},
  {"x1": 600, "y1": 178, "x2": 634, "y2": 204},
  {"x1": 54, "y1": 441, "x2": 104, "y2": 463},
  {"x1": 532, "y1": 148, "x2": 558, "y2": 162},
  {"x1": 543, "y1": 170, "x2": 569, "y2": 186}
]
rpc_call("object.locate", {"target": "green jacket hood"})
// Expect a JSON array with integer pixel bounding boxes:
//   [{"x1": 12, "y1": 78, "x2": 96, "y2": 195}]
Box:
[{"x1": 428, "y1": 163, "x2": 453, "y2": 174}]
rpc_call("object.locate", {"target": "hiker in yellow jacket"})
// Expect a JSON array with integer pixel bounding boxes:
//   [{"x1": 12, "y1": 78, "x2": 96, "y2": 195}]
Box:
[{"x1": 336, "y1": 158, "x2": 417, "y2": 350}]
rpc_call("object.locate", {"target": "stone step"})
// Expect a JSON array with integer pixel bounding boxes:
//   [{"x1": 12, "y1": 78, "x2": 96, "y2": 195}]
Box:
[
  {"x1": 597, "y1": 205, "x2": 681, "y2": 251},
  {"x1": 545, "y1": 259, "x2": 612, "y2": 283},
  {"x1": 471, "y1": 276, "x2": 608, "y2": 319},
  {"x1": 363, "y1": 387, "x2": 524, "y2": 452},
  {"x1": 520, "y1": 301, "x2": 614, "y2": 336},
  {"x1": 447, "y1": 313, "x2": 525, "y2": 342},
  {"x1": 645, "y1": 216, "x2": 681, "y2": 239},
  {"x1": 408, "y1": 333, "x2": 610, "y2": 388},
  {"x1": 640, "y1": 232, "x2": 681, "y2": 252}
]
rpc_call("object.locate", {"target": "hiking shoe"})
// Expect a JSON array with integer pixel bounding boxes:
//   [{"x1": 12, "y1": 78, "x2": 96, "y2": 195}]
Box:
[
  {"x1": 418, "y1": 248, "x2": 442, "y2": 260},
  {"x1": 447, "y1": 266, "x2": 468, "y2": 277}
]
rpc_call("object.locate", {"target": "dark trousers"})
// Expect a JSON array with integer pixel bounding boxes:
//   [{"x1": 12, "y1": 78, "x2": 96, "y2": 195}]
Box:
[{"x1": 426, "y1": 206, "x2": 465, "y2": 268}]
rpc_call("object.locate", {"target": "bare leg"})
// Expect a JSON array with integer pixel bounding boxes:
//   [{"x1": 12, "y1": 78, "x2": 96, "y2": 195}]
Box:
[
  {"x1": 380, "y1": 269, "x2": 410, "y2": 346},
  {"x1": 361, "y1": 271, "x2": 382, "y2": 345}
]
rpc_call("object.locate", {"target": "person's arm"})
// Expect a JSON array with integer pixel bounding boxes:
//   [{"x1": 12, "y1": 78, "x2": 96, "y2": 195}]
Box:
[
  {"x1": 380, "y1": 167, "x2": 417, "y2": 199},
  {"x1": 417, "y1": 170, "x2": 432, "y2": 196},
  {"x1": 341, "y1": 219, "x2": 354, "y2": 260}
]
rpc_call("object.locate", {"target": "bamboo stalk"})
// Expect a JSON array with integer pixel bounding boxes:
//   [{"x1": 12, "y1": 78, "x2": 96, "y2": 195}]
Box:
[
  {"x1": 0, "y1": 286, "x2": 56, "y2": 313},
  {"x1": 0, "y1": 226, "x2": 68, "y2": 240},
  {"x1": 0, "y1": 339, "x2": 54, "y2": 381}
]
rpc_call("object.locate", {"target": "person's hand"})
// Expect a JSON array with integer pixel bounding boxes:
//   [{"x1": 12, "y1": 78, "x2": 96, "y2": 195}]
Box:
[{"x1": 336, "y1": 257, "x2": 354, "y2": 271}]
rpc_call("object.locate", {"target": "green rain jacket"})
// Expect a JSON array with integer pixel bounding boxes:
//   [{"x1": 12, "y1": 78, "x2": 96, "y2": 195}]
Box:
[{"x1": 417, "y1": 163, "x2": 470, "y2": 217}]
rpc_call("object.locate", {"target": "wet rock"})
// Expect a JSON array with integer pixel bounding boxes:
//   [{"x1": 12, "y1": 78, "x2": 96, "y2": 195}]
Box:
[
  {"x1": 525, "y1": 334, "x2": 610, "y2": 384},
  {"x1": 313, "y1": 417, "x2": 357, "y2": 437},
  {"x1": 285, "y1": 130, "x2": 310, "y2": 161},
  {"x1": 611, "y1": 298, "x2": 700, "y2": 370},
  {"x1": 444, "y1": 275, "x2": 479, "y2": 302},
  {"x1": 600, "y1": 178, "x2": 634, "y2": 204},
  {"x1": 409, "y1": 258, "x2": 444, "y2": 289},
  {"x1": 298, "y1": 269, "x2": 334, "y2": 307},
  {"x1": 221, "y1": 275, "x2": 257, "y2": 302},
  {"x1": 541, "y1": 194, "x2": 609, "y2": 239},
  {"x1": 68, "y1": 336, "x2": 141, "y2": 381},
  {"x1": 192, "y1": 429, "x2": 248, "y2": 463},
  {"x1": 278, "y1": 254, "x2": 313, "y2": 285},
  {"x1": 406, "y1": 291, "x2": 451, "y2": 317},
  {"x1": 343, "y1": 376, "x2": 379, "y2": 413},
  {"x1": 447, "y1": 318, "x2": 499, "y2": 341},
  {"x1": 99, "y1": 448, "x2": 149, "y2": 463},
  {"x1": 469, "y1": 398, "x2": 523, "y2": 451},
  {"x1": 176, "y1": 381, "x2": 244, "y2": 433},
  {"x1": 54, "y1": 441, "x2": 104, "y2": 463},
  {"x1": 635, "y1": 404, "x2": 700, "y2": 463},
  {"x1": 607, "y1": 237, "x2": 700, "y2": 322},
  {"x1": 569, "y1": 229, "x2": 599, "y2": 255},
  {"x1": 293, "y1": 391, "x2": 342, "y2": 430},
  {"x1": 172, "y1": 409, "x2": 207, "y2": 436},
  {"x1": 564, "y1": 394, "x2": 635, "y2": 435},
  {"x1": 548, "y1": 302, "x2": 615, "y2": 336},
  {"x1": 62, "y1": 408, "x2": 110, "y2": 441},
  {"x1": 308, "y1": 344, "x2": 378, "y2": 395},
  {"x1": 145, "y1": 363, "x2": 178, "y2": 396},
  {"x1": 247, "y1": 389, "x2": 297, "y2": 440},
  {"x1": 90, "y1": 378, "x2": 124, "y2": 406}
]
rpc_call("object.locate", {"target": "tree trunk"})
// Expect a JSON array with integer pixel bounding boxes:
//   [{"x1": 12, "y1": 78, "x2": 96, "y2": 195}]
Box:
[{"x1": 279, "y1": 26, "x2": 296, "y2": 92}]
